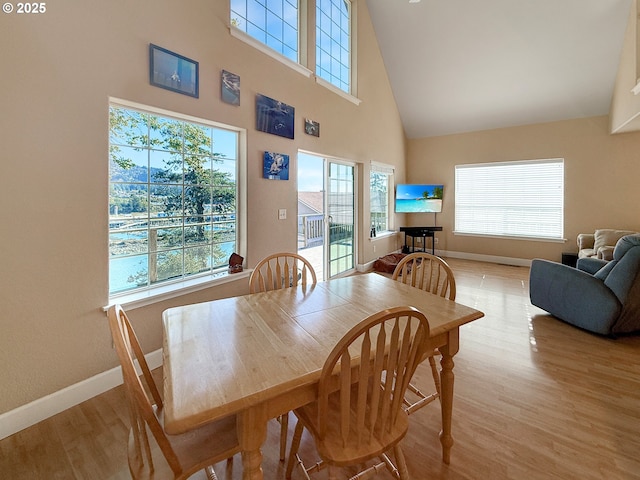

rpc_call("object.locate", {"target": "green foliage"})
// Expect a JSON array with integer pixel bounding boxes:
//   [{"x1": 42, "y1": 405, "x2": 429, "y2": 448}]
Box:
[{"x1": 109, "y1": 106, "x2": 237, "y2": 291}]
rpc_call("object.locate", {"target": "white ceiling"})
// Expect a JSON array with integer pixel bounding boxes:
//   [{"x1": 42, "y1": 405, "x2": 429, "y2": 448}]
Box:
[{"x1": 365, "y1": 0, "x2": 633, "y2": 138}]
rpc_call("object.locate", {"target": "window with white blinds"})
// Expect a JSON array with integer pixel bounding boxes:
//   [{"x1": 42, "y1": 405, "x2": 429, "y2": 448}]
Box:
[{"x1": 454, "y1": 159, "x2": 564, "y2": 240}]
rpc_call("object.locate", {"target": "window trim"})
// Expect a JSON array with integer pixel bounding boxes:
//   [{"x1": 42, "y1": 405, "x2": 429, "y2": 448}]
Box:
[
  {"x1": 454, "y1": 158, "x2": 565, "y2": 242},
  {"x1": 229, "y1": 26, "x2": 313, "y2": 78},
  {"x1": 107, "y1": 97, "x2": 248, "y2": 308}
]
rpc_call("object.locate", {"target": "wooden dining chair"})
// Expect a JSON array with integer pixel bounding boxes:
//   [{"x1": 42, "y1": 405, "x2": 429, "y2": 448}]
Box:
[
  {"x1": 249, "y1": 252, "x2": 318, "y2": 461},
  {"x1": 249, "y1": 252, "x2": 317, "y2": 293},
  {"x1": 392, "y1": 253, "x2": 457, "y2": 415},
  {"x1": 107, "y1": 305, "x2": 240, "y2": 479},
  {"x1": 286, "y1": 306, "x2": 430, "y2": 480}
]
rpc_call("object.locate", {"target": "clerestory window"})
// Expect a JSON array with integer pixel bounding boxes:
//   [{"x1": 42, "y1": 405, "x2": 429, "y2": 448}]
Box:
[
  {"x1": 230, "y1": 0, "x2": 299, "y2": 63},
  {"x1": 316, "y1": 0, "x2": 351, "y2": 93},
  {"x1": 230, "y1": 0, "x2": 355, "y2": 96}
]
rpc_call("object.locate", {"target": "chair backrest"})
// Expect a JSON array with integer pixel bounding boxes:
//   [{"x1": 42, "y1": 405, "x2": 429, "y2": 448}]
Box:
[
  {"x1": 392, "y1": 253, "x2": 457, "y2": 300},
  {"x1": 249, "y1": 252, "x2": 317, "y2": 293},
  {"x1": 316, "y1": 306, "x2": 430, "y2": 447},
  {"x1": 107, "y1": 305, "x2": 183, "y2": 477}
]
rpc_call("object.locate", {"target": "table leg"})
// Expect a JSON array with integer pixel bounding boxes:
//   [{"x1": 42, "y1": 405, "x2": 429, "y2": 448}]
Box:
[
  {"x1": 238, "y1": 407, "x2": 268, "y2": 480},
  {"x1": 438, "y1": 331, "x2": 459, "y2": 465}
]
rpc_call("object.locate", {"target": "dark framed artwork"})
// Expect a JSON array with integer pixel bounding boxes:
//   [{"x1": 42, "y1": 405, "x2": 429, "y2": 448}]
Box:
[
  {"x1": 304, "y1": 118, "x2": 320, "y2": 137},
  {"x1": 263, "y1": 151, "x2": 290, "y2": 180},
  {"x1": 221, "y1": 70, "x2": 240, "y2": 105},
  {"x1": 149, "y1": 44, "x2": 199, "y2": 98},
  {"x1": 256, "y1": 94, "x2": 294, "y2": 139}
]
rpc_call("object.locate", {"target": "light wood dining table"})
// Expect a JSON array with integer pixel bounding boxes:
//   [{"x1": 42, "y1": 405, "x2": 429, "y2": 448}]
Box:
[{"x1": 162, "y1": 272, "x2": 484, "y2": 480}]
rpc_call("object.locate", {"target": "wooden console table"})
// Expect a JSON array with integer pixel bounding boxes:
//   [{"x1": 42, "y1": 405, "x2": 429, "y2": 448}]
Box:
[{"x1": 400, "y1": 226, "x2": 443, "y2": 254}]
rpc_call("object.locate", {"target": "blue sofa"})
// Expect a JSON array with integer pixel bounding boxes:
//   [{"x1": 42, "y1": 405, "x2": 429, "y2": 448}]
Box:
[{"x1": 529, "y1": 234, "x2": 640, "y2": 336}]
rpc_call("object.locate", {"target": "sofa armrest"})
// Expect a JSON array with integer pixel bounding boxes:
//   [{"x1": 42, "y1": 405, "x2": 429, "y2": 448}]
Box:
[
  {"x1": 598, "y1": 246, "x2": 615, "y2": 261},
  {"x1": 577, "y1": 233, "x2": 595, "y2": 250},
  {"x1": 576, "y1": 257, "x2": 608, "y2": 275},
  {"x1": 529, "y1": 259, "x2": 621, "y2": 335}
]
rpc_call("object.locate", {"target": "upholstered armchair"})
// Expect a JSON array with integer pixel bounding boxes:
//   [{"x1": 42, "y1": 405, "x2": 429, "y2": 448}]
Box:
[
  {"x1": 577, "y1": 229, "x2": 637, "y2": 261},
  {"x1": 529, "y1": 234, "x2": 640, "y2": 336}
]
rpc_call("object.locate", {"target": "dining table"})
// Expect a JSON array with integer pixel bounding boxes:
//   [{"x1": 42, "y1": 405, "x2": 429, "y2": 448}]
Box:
[{"x1": 162, "y1": 272, "x2": 484, "y2": 480}]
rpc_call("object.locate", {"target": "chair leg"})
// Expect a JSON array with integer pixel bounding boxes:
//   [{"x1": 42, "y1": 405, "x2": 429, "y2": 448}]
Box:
[
  {"x1": 428, "y1": 354, "x2": 441, "y2": 399},
  {"x1": 286, "y1": 420, "x2": 305, "y2": 479},
  {"x1": 279, "y1": 412, "x2": 289, "y2": 461},
  {"x1": 328, "y1": 465, "x2": 340, "y2": 480},
  {"x1": 394, "y1": 445, "x2": 410, "y2": 480}
]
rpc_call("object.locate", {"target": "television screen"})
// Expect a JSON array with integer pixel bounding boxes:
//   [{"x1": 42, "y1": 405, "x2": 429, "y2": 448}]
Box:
[{"x1": 395, "y1": 184, "x2": 443, "y2": 213}]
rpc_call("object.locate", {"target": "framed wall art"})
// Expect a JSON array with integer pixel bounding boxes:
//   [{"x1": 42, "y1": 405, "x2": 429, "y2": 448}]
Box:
[
  {"x1": 149, "y1": 44, "x2": 199, "y2": 98},
  {"x1": 304, "y1": 118, "x2": 320, "y2": 137},
  {"x1": 256, "y1": 94, "x2": 294, "y2": 139},
  {"x1": 263, "y1": 151, "x2": 290, "y2": 180},
  {"x1": 221, "y1": 70, "x2": 240, "y2": 105}
]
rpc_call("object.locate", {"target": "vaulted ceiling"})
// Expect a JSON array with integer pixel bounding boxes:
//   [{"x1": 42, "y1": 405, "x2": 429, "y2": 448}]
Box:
[{"x1": 365, "y1": 0, "x2": 633, "y2": 138}]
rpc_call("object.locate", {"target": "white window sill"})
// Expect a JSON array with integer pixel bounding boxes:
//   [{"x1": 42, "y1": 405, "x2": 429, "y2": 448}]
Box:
[
  {"x1": 315, "y1": 77, "x2": 362, "y2": 105},
  {"x1": 453, "y1": 231, "x2": 567, "y2": 243},
  {"x1": 104, "y1": 270, "x2": 252, "y2": 311},
  {"x1": 229, "y1": 27, "x2": 313, "y2": 78},
  {"x1": 368, "y1": 231, "x2": 397, "y2": 242}
]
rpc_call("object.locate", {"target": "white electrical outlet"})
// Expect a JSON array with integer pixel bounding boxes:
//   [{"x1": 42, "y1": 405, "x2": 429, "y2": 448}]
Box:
[
  {"x1": 434, "y1": 237, "x2": 439, "y2": 244},
  {"x1": 278, "y1": 209, "x2": 287, "y2": 220}
]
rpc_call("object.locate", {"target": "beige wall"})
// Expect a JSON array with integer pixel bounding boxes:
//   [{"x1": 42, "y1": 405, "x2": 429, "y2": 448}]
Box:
[
  {"x1": 406, "y1": 115, "x2": 640, "y2": 262},
  {"x1": 0, "y1": 0, "x2": 406, "y2": 414},
  {"x1": 610, "y1": 0, "x2": 640, "y2": 133}
]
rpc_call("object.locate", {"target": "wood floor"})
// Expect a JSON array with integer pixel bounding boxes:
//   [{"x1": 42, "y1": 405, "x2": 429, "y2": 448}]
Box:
[{"x1": 2, "y1": 258, "x2": 640, "y2": 479}]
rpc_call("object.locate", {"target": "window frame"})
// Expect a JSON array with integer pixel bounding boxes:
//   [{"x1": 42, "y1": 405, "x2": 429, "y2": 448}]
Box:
[
  {"x1": 454, "y1": 158, "x2": 565, "y2": 242},
  {"x1": 369, "y1": 162, "x2": 394, "y2": 237},
  {"x1": 107, "y1": 98, "x2": 247, "y2": 309},
  {"x1": 229, "y1": 0, "x2": 360, "y2": 104},
  {"x1": 315, "y1": 0, "x2": 352, "y2": 95}
]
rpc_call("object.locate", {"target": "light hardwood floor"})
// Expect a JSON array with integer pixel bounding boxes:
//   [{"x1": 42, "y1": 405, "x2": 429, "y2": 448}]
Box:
[{"x1": 2, "y1": 258, "x2": 639, "y2": 479}]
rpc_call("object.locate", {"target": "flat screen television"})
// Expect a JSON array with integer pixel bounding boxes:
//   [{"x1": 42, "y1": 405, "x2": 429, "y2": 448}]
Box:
[{"x1": 395, "y1": 184, "x2": 443, "y2": 213}]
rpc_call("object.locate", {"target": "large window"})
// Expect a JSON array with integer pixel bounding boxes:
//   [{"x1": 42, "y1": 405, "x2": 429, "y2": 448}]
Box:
[
  {"x1": 109, "y1": 103, "x2": 241, "y2": 297},
  {"x1": 455, "y1": 159, "x2": 564, "y2": 240},
  {"x1": 229, "y1": 0, "x2": 355, "y2": 96},
  {"x1": 230, "y1": 0, "x2": 299, "y2": 63},
  {"x1": 316, "y1": 0, "x2": 351, "y2": 93},
  {"x1": 370, "y1": 163, "x2": 394, "y2": 234}
]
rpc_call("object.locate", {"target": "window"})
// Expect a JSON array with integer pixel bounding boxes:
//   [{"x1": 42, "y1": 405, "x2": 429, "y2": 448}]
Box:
[
  {"x1": 316, "y1": 0, "x2": 351, "y2": 93},
  {"x1": 229, "y1": 1, "x2": 357, "y2": 99},
  {"x1": 230, "y1": 0, "x2": 299, "y2": 63},
  {"x1": 109, "y1": 103, "x2": 241, "y2": 297},
  {"x1": 455, "y1": 159, "x2": 564, "y2": 240},
  {"x1": 370, "y1": 163, "x2": 394, "y2": 234}
]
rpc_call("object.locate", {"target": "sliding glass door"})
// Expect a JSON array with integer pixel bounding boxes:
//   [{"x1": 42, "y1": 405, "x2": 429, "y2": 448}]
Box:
[{"x1": 297, "y1": 152, "x2": 355, "y2": 280}]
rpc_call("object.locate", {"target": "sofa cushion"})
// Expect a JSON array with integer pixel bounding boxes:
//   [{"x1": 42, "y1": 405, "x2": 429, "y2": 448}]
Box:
[{"x1": 594, "y1": 229, "x2": 636, "y2": 255}]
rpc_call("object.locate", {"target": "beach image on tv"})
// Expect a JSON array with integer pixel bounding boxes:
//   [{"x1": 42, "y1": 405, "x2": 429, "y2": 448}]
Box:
[{"x1": 395, "y1": 184, "x2": 443, "y2": 213}]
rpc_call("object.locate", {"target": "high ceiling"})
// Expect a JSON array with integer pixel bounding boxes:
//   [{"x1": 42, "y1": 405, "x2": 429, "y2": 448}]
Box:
[{"x1": 365, "y1": 0, "x2": 633, "y2": 139}]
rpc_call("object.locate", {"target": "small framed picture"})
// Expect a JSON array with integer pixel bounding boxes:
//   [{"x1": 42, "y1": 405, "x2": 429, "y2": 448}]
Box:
[
  {"x1": 263, "y1": 151, "x2": 290, "y2": 180},
  {"x1": 256, "y1": 94, "x2": 295, "y2": 139},
  {"x1": 221, "y1": 70, "x2": 240, "y2": 105},
  {"x1": 304, "y1": 118, "x2": 320, "y2": 137},
  {"x1": 149, "y1": 44, "x2": 199, "y2": 98}
]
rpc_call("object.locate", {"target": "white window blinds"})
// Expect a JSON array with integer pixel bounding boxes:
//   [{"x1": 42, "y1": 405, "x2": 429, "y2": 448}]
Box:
[{"x1": 455, "y1": 159, "x2": 564, "y2": 240}]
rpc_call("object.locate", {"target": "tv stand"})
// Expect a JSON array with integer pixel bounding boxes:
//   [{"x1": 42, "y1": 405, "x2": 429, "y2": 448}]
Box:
[{"x1": 400, "y1": 226, "x2": 443, "y2": 255}]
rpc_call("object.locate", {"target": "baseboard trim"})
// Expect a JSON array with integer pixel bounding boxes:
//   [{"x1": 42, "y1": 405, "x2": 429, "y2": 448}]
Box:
[
  {"x1": 0, "y1": 349, "x2": 163, "y2": 441},
  {"x1": 439, "y1": 249, "x2": 532, "y2": 267},
  {"x1": 363, "y1": 249, "x2": 531, "y2": 270},
  {"x1": 1, "y1": 249, "x2": 531, "y2": 441}
]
